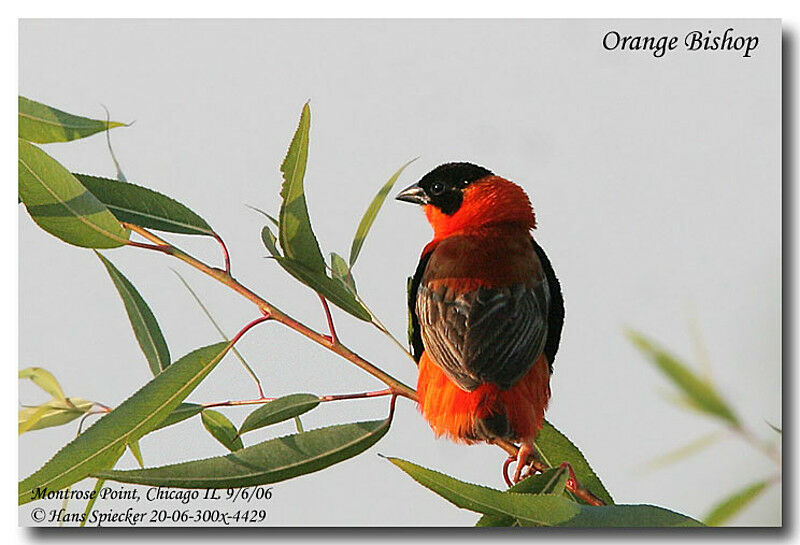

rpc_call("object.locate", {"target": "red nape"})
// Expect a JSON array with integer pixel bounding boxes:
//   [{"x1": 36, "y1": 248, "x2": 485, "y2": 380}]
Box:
[{"x1": 416, "y1": 352, "x2": 551, "y2": 444}]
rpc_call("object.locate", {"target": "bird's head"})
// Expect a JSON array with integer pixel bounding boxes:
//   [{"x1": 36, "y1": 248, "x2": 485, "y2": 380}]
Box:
[{"x1": 396, "y1": 162, "x2": 536, "y2": 239}]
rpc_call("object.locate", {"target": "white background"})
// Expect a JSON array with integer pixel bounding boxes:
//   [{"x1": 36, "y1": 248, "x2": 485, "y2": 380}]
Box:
[{"x1": 9, "y1": 4, "x2": 792, "y2": 539}]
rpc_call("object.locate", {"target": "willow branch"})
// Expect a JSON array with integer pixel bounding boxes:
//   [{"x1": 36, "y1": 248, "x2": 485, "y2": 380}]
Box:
[{"x1": 122, "y1": 223, "x2": 416, "y2": 401}]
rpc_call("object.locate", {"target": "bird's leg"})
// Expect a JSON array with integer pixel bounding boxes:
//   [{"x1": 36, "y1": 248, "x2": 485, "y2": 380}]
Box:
[{"x1": 513, "y1": 440, "x2": 537, "y2": 483}]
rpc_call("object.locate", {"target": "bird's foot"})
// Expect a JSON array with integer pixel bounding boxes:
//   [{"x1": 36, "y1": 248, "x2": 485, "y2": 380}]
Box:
[{"x1": 502, "y1": 441, "x2": 538, "y2": 487}]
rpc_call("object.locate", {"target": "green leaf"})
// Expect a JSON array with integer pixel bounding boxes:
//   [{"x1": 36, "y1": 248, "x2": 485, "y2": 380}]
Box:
[
  {"x1": 535, "y1": 420, "x2": 614, "y2": 505},
  {"x1": 80, "y1": 479, "x2": 106, "y2": 527},
  {"x1": 19, "y1": 367, "x2": 66, "y2": 401},
  {"x1": 628, "y1": 330, "x2": 740, "y2": 427},
  {"x1": 644, "y1": 431, "x2": 723, "y2": 472},
  {"x1": 96, "y1": 419, "x2": 390, "y2": 488},
  {"x1": 19, "y1": 342, "x2": 232, "y2": 505},
  {"x1": 18, "y1": 139, "x2": 129, "y2": 248},
  {"x1": 704, "y1": 480, "x2": 770, "y2": 526},
  {"x1": 96, "y1": 252, "x2": 170, "y2": 375},
  {"x1": 246, "y1": 204, "x2": 279, "y2": 227},
  {"x1": 330, "y1": 253, "x2": 357, "y2": 294},
  {"x1": 348, "y1": 159, "x2": 416, "y2": 267},
  {"x1": 388, "y1": 457, "x2": 702, "y2": 527},
  {"x1": 75, "y1": 174, "x2": 214, "y2": 236},
  {"x1": 151, "y1": 403, "x2": 203, "y2": 432},
  {"x1": 128, "y1": 440, "x2": 144, "y2": 468},
  {"x1": 172, "y1": 270, "x2": 262, "y2": 392},
  {"x1": 274, "y1": 257, "x2": 371, "y2": 321},
  {"x1": 202, "y1": 410, "x2": 244, "y2": 451},
  {"x1": 18, "y1": 96, "x2": 126, "y2": 144},
  {"x1": 261, "y1": 225, "x2": 280, "y2": 256},
  {"x1": 239, "y1": 394, "x2": 321, "y2": 435},
  {"x1": 278, "y1": 102, "x2": 326, "y2": 273},
  {"x1": 18, "y1": 398, "x2": 95, "y2": 434},
  {"x1": 476, "y1": 467, "x2": 569, "y2": 527}
]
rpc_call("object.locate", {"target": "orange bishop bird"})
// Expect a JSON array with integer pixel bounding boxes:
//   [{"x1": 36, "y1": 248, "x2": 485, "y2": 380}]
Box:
[{"x1": 396, "y1": 162, "x2": 564, "y2": 482}]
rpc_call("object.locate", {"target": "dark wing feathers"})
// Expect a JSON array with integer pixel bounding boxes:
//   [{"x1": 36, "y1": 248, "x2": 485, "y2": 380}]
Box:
[
  {"x1": 407, "y1": 250, "x2": 432, "y2": 363},
  {"x1": 415, "y1": 281, "x2": 549, "y2": 391},
  {"x1": 407, "y1": 236, "x2": 564, "y2": 390}
]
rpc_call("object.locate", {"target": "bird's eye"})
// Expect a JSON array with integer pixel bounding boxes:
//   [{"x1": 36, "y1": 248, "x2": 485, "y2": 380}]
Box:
[
  {"x1": 430, "y1": 182, "x2": 445, "y2": 195},
  {"x1": 460, "y1": 179, "x2": 470, "y2": 188}
]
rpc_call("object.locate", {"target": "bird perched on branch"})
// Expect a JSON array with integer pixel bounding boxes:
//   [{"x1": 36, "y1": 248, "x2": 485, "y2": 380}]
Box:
[{"x1": 397, "y1": 162, "x2": 564, "y2": 482}]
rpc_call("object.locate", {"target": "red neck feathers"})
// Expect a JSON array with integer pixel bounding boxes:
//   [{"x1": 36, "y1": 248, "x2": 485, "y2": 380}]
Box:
[{"x1": 424, "y1": 176, "x2": 537, "y2": 240}]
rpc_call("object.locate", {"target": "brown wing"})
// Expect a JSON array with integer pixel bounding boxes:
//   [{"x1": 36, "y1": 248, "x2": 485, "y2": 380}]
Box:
[{"x1": 414, "y1": 237, "x2": 551, "y2": 392}]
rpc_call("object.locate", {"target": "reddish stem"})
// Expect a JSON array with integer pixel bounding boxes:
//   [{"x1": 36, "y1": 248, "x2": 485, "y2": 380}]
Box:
[
  {"x1": 125, "y1": 240, "x2": 172, "y2": 253},
  {"x1": 317, "y1": 294, "x2": 338, "y2": 344},
  {"x1": 213, "y1": 233, "x2": 231, "y2": 275},
  {"x1": 319, "y1": 388, "x2": 391, "y2": 402}
]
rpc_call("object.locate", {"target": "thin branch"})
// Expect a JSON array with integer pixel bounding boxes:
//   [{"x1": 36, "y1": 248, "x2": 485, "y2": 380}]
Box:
[
  {"x1": 317, "y1": 293, "x2": 338, "y2": 345},
  {"x1": 201, "y1": 388, "x2": 393, "y2": 410},
  {"x1": 122, "y1": 223, "x2": 416, "y2": 400},
  {"x1": 172, "y1": 269, "x2": 265, "y2": 398},
  {"x1": 212, "y1": 233, "x2": 232, "y2": 275}
]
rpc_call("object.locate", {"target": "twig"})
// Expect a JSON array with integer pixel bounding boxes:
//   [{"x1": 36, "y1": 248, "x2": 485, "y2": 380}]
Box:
[
  {"x1": 212, "y1": 233, "x2": 232, "y2": 275},
  {"x1": 172, "y1": 269, "x2": 265, "y2": 398},
  {"x1": 122, "y1": 223, "x2": 416, "y2": 401},
  {"x1": 201, "y1": 388, "x2": 393, "y2": 410},
  {"x1": 317, "y1": 293, "x2": 338, "y2": 345}
]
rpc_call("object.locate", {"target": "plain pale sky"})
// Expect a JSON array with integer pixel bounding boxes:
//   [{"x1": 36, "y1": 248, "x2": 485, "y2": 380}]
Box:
[{"x1": 19, "y1": 19, "x2": 780, "y2": 526}]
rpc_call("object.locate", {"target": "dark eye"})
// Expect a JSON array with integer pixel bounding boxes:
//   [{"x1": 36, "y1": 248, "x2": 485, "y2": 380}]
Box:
[
  {"x1": 460, "y1": 179, "x2": 470, "y2": 188},
  {"x1": 430, "y1": 182, "x2": 445, "y2": 195}
]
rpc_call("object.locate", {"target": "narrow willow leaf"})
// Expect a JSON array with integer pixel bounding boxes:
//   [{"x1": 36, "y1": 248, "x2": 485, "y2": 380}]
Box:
[
  {"x1": 97, "y1": 419, "x2": 390, "y2": 488},
  {"x1": 19, "y1": 139, "x2": 128, "y2": 248},
  {"x1": 644, "y1": 431, "x2": 723, "y2": 472},
  {"x1": 19, "y1": 406, "x2": 52, "y2": 435},
  {"x1": 172, "y1": 270, "x2": 262, "y2": 390},
  {"x1": 274, "y1": 256, "x2": 370, "y2": 321},
  {"x1": 278, "y1": 102, "x2": 326, "y2": 273},
  {"x1": 18, "y1": 398, "x2": 95, "y2": 434},
  {"x1": 75, "y1": 174, "x2": 214, "y2": 236},
  {"x1": 80, "y1": 478, "x2": 106, "y2": 528},
  {"x1": 96, "y1": 252, "x2": 170, "y2": 375},
  {"x1": 388, "y1": 458, "x2": 702, "y2": 527},
  {"x1": 239, "y1": 394, "x2": 320, "y2": 435},
  {"x1": 260, "y1": 220, "x2": 369, "y2": 321},
  {"x1": 102, "y1": 106, "x2": 128, "y2": 182},
  {"x1": 348, "y1": 159, "x2": 416, "y2": 267},
  {"x1": 476, "y1": 467, "x2": 569, "y2": 527},
  {"x1": 19, "y1": 367, "x2": 66, "y2": 401},
  {"x1": 18, "y1": 96, "x2": 126, "y2": 144},
  {"x1": 151, "y1": 403, "x2": 203, "y2": 432},
  {"x1": 19, "y1": 342, "x2": 231, "y2": 505},
  {"x1": 704, "y1": 480, "x2": 770, "y2": 526},
  {"x1": 128, "y1": 440, "x2": 144, "y2": 468},
  {"x1": 202, "y1": 410, "x2": 244, "y2": 452},
  {"x1": 330, "y1": 253, "x2": 357, "y2": 294},
  {"x1": 246, "y1": 204, "x2": 279, "y2": 227},
  {"x1": 628, "y1": 331, "x2": 740, "y2": 427},
  {"x1": 534, "y1": 420, "x2": 614, "y2": 505},
  {"x1": 766, "y1": 421, "x2": 782, "y2": 435},
  {"x1": 261, "y1": 225, "x2": 280, "y2": 257}
]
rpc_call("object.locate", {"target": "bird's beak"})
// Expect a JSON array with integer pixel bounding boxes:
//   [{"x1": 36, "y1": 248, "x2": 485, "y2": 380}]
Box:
[{"x1": 395, "y1": 183, "x2": 430, "y2": 206}]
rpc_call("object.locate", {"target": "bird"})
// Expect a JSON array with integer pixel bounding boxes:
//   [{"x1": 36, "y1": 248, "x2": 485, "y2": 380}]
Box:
[{"x1": 396, "y1": 162, "x2": 564, "y2": 483}]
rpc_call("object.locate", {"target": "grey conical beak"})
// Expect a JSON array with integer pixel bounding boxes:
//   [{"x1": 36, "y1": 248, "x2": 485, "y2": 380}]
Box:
[{"x1": 395, "y1": 183, "x2": 430, "y2": 205}]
